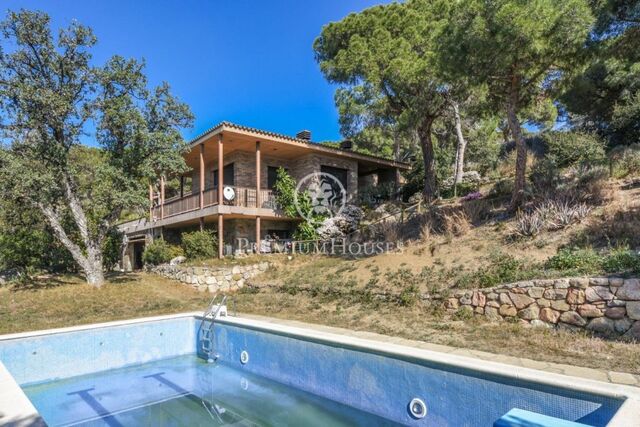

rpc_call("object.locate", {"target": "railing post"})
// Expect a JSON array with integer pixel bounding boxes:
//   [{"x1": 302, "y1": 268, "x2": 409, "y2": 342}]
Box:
[
  {"x1": 149, "y1": 184, "x2": 153, "y2": 222},
  {"x1": 160, "y1": 175, "x2": 165, "y2": 220},
  {"x1": 217, "y1": 134, "x2": 224, "y2": 206},
  {"x1": 199, "y1": 143, "x2": 205, "y2": 210},
  {"x1": 255, "y1": 140, "x2": 261, "y2": 208}
]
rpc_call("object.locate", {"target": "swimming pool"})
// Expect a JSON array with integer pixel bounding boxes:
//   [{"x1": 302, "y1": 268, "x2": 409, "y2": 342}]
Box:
[{"x1": 0, "y1": 312, "x2": 638, "y2": 426}]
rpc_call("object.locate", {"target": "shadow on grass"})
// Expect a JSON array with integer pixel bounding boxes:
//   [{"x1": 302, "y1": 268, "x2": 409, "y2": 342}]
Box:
[
  {"x1": 9, "y1": 274, "x2": 81, "y2": 292},
  {"x1": 105, "y1": 271, "x2": 139, "y2": 284}
]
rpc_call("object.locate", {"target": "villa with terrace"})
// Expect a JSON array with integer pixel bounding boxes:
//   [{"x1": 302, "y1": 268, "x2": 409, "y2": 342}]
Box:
[{"x1": 118, "y1": 122, "x2": 410, "y2": 269}]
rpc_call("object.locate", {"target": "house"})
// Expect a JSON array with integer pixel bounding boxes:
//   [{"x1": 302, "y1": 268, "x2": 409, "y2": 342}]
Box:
[{"x1": 118, "y1": 122, "x2": 410, "y2": 269}]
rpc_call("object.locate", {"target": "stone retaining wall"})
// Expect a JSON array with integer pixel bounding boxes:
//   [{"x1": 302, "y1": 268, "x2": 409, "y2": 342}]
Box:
[
  {"x1": 151, "y1": 262, "x2": 270, "y2": 293},
  {"x1": 444, "y1": 277, "x2": 640, "y2": 340}
]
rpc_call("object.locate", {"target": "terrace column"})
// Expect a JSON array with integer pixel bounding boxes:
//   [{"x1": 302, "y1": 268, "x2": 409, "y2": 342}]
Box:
[
  {"x1": 218, "y1": 214, "x2": 224, "y2": 259},
  {"x1": 217, "y1": 134, "x2": 224, "y2": 259},
  {"x1": 217, "y1": 134, "x2": 224, "y2": 205},
  {"x1": 199, "y1": 143, "x2": 205, "y2": 210},
  {"x1": 256, "y1": 141, "x2": 261, "y2": 253},
  {"x1": 149, "y1": 184, "x2": 153, "y2": 221},
  {"x1": 160, "y1": 176, "x2": 165, "y2": 220}
]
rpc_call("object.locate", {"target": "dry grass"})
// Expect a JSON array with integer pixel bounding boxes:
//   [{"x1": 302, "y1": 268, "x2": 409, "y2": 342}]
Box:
[
  {"x1": 0, "y1": 273, "x2": 211, "y2": 335},
  {"x1": 233, "y1": 290, "x2": 640, "y2": 375},
  {"x1": 1, "y1": 270, "x2": 639, "y2": 375}
]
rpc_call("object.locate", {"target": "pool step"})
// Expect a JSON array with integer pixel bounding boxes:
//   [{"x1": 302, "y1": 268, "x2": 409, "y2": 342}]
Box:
[{"x1": 494, "y1": 408, "x2": 592, "y2": 427}]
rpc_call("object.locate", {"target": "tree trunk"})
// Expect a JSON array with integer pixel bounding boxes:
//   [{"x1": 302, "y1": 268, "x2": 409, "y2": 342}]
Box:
[
  {"x1": 418, "y1": 118, "x2": 437, "y2": 202},
  {"x1": 38, "y1": 204, "x2": 106, "y2": 287},
  {"x1": 506, "y1": 91, "x2": 527, "y2": 210},
  {"x1": 452, "y1": 101, "x2": 467, "y2": 186}
]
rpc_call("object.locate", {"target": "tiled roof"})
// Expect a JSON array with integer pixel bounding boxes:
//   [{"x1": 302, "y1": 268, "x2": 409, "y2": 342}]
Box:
[{"x1": 188, "y1": 121, "x2": 410, "y2": 168}]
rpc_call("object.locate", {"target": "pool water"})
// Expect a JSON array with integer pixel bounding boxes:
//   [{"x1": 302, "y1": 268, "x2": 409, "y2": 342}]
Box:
[{"x1": 22, "y1": 354, "x2": 400, "y2": 427}]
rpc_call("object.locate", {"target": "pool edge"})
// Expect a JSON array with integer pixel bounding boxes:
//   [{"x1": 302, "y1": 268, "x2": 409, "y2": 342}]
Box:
[
  {"x1": 1, "y1": 311, "x2": 639, "y2": 427},
  {"x1": 0, "y1": 360, "x2": 45, "y2": 427}
]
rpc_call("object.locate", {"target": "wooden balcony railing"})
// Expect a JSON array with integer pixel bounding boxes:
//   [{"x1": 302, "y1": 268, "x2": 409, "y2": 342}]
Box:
[{"x1": 152, "y1": 186, "x2": 278, "y2": 220}]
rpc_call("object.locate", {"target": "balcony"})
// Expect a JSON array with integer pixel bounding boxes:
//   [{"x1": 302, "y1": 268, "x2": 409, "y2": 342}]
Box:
[{"x1": 152, "y1": 186, "x2": 277, "y2": 220}]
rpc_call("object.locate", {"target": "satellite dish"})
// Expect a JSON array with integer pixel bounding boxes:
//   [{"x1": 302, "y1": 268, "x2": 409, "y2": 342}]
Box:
[{"x1": 223, "y1": 186, "x2": 235, "y2": 201}]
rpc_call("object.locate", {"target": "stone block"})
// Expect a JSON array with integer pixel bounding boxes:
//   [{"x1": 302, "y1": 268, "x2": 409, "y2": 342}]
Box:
[
  {"x1": 550, "y1": 300, "x2": 570, "y2": 311},
  {"x1": 559, "y1": 311, "x2": 587, "y2": 327},
  {"x1": 544, "y1": 289, "x2": 568, "y2": 300},
  {"x1": 614, "y1": 318, "x2": 633, "y2": 334},
  {"x1": 508, "y1": 293, "x2": 535, "y2": 309},
  {"x1": 518, "y1": 304, "x2": 540, "y2": 320},
  {"x1": 566, "y1": 289, "x2": 585, "y2": 305},
  {"x1": 586, "y1": 317, "x2": 615, "y2": 335},
  {"x1": 622, "y1": 321, "x2": 640, "y2": 341},
  {"x1": 585, "y1": 286, "x2": 615, "y2": 302},
  {"x1": 553, "y1": 279, "x2": 570, "y2": 289},
  {"x1": 499, "y1": 293, "x2": 512, "y2": 305},
  {"x1": 589, "y1": 277, "x2": 610, "y2": 286},
  {"x1": 609, "y1": 277, "x2": 624, "y2": 287},
  {"x1": 605, "y1": 307, "x2": 626, "y2": 320},
  {"x1": 578, "y1": 304, "x2": 603, "y2": 318},
  {"x1": 527, "y1": 287, "x2": 545, "y2": 298},
  {"x1": 499, "y1": 305, "x2": 517, "y2": 317},
  {"x1": 617, "y1": 279, "x2": 640, "y2": 300},
  {"x1": 626, "y1": 301, "x2": 640, "y2": 320},
  {"x1": 569, "y1": 278, "x2": 590, "y2": 289},
  {"x1": 540, "y1": 308, "x2": 560, "y2": 324},
  {"x1": 471, "y1": 292, "x2": 486, "y2": 307},
  {"x1": 537, "y1": 298, "x2": 551, "y2": 308},
  {"x1": 445, "y1": 298, "x2": 459, "y2": 310},
  {"x1": 484, "y1": 306, "x2": 502, "y2": 321}
]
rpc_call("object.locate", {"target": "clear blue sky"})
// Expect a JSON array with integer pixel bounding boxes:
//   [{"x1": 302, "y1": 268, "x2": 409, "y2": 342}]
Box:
[{"x1": 4, "y1": 0, "x2": 390, "y2": 143}]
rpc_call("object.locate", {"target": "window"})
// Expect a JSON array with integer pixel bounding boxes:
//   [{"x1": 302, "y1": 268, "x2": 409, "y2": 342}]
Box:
[
  {"x1": 321, "y1": 165, "x2": 348, "y2": 191},
  {"x1": 213, "y1": 163, "x2": 235, "y2": 187},
  {"x1": 267, "y1": 166, "x2": 288, "y2": 189}
]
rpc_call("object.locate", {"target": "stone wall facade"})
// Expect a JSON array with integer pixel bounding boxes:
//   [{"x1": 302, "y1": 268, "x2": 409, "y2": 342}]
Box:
[
  {"x1": 151, "y1": 262, "x2": 270, "y2": 293},
  {"x1": 444, "y1": 277, "x2": 640, "y2": 340}
]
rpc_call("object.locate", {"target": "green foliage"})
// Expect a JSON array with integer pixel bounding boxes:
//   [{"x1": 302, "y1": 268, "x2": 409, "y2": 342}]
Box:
[
  {"x1": 0, "y1": 198, "x2": 74, "y2": 275},
  {"x1": 142, "y1": 239, "x2": 182, "y2": 266},
  {"x1": 602, "y1": 246, "x2": 640, "y2": 275},
  {"x1": 562, "y1": 1, "x2": 640, "y2": 146},
  {"x1": 541, "y1": 132, "x2": 606, "y2": 168},
  {"x1": 546, "y1": 247, "x2": 603, "y2": 274},
  {"x1": 273, "y1": 167, "x2": 299, "y2": 218},
  {"x1": 273, "y1": 167, "x2": 324, "y2": 240},
  {"x1": 314, "y1": 0, "x2": 455, "y2": 200},
  {"x1": 0, "y1": 10, "x2": 193, "y2": 285},
  {"x1": 181, "y1": 230, "x2": 217, "y2": 260},
  {"x1": 102, "y1": 229, "x2": 124, "y2": 272},
  {"x1": 609, "y1": 144, "x2": 640, "y2": 178}
]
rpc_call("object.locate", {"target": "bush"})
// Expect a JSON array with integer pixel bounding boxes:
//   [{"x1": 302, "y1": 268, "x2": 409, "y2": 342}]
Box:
[
  {"x1": 541, "y1": 131, "x2": 606, "y2": 168},
  {"x1": 609, "y1": 144, "x2": 640, "y2": 178},
  {"x1": 181, "y1": 230, "x2": 217, "y2": 260},
  {"x1": 545, "y1": 247, "x2": 602, "y2": 275},
  {"x1": 142, "y1": 239, "x2": 182, "y2": 265},
  {"x1": 602, "y1": 246, "x2": 640, "y2": 275}
]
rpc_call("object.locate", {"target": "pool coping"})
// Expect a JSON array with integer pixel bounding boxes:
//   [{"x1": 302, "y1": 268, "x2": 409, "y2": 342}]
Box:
[{"x1": 1, "y1": 311, "x2": 639, "y2": 426}]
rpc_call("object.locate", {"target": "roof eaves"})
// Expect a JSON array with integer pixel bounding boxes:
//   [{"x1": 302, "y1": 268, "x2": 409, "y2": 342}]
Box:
[{"x1": 187, "y1": 121, "x2": 411, "y2": 169}]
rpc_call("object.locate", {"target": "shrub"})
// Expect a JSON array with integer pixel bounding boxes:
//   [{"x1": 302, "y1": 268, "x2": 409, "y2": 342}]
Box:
[
  {"x1": 513, "y1": 210, "x2": 545, "y2": 237},
  {"x1": 603, "y1": 246, "x2": 640, "y2": 275},
  {"x1": 477, "y1": 252, "x2": 527, "y2": 288},
  {"x1": 545, "y1": 247, "x2": 602, "y2": 275},
  {"x1": 142, "y1": 239, "x2": 182, "y2": 265},
  {"x1": 541, "y1": 131, "x2": 606, "y2": 168},
  {"x1": 181, "y1": 230, "x2": 217, "y2": 260},
  {"x1": 609, "y1": 144, "x2": 640, "y2": 178}
]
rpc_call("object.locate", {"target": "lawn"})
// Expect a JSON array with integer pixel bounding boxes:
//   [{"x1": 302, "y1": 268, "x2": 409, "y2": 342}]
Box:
[
  {"x1": 0, "y1": 273, "x2": 211, "y2": 335},
  {"x1": 2, "y1": 271, "x2": 639, "y2": 376}
]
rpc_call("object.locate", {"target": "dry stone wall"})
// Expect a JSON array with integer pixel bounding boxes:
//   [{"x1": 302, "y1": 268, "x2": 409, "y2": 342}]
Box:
[
  {"x1": 444, "y1": 277, "x2": 640, "y2": 340},
  {"x1": 151, "y1": 262, "x2": 270, "y2": 293}
]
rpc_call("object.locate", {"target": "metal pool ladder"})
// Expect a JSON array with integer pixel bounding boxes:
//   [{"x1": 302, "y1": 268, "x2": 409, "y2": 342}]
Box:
[{"x1": 199, "y1": 294, "x2": 228, "y2": 363}]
